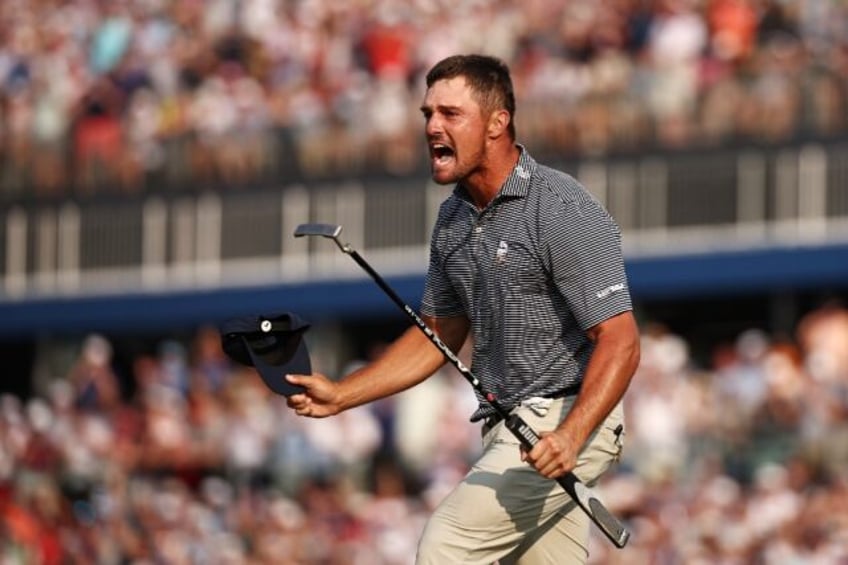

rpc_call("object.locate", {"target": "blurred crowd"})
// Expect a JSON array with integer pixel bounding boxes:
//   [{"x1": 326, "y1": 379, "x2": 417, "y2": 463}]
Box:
[
  {"x1": 1, "y1": 0, "x2": 847, "y2": 198},
  {"x1": 2, "y1": 302, "x2": 848, "y2": 564}
]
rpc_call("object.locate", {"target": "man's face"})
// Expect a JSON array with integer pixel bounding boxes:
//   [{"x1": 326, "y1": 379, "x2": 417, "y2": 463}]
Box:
[{"x1": 420, "y1": 77, "x2": 488, "y2": 185}]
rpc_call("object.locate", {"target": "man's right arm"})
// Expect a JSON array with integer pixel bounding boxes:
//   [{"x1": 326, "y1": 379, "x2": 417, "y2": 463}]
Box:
[{"x1": 286, "y1": 314, "x2": 469, "y2": 417}]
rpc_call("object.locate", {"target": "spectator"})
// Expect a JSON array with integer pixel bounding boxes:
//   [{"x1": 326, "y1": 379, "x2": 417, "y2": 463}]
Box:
[
  {"x1": 3, "y1": 301, "x2": 848, "y2": 562},
  {"x1": 66, "y1": 333, "x2": 121, "y2": 413},
  {"x1": 2, "y1": 0, "x2": 848, "y2": 196}
]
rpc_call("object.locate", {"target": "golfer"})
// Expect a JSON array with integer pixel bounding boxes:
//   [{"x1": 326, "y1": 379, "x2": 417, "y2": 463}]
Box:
[{"x1": 286, "y1": 54, "x2": 640, "y2": 564}]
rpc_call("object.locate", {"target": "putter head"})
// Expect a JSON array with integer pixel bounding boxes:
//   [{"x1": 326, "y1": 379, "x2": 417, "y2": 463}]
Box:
[{"x1": 294, "y1": 223, "x2": 343, "y2": 240}]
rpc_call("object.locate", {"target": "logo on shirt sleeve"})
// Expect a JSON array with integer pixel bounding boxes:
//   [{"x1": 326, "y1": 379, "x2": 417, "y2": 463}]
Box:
[{"x1": 596, "y1": 283, "x2": 626, "y2": 299}]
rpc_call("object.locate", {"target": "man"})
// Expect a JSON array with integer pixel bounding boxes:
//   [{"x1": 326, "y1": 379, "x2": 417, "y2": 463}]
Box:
[{"x1": 286, "y1": 54, "x2": 640, "y2": 564}]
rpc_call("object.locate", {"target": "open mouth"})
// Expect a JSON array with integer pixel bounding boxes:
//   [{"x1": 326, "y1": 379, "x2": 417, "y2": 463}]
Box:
[{"x1": 431, "y1": 143, "x2": 455, "y2": 165}]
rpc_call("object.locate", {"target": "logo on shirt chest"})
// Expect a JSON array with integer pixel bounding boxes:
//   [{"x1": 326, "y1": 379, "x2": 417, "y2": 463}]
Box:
[{"x1": 495, "y1": 240, "x2": 509, "y2": 263}]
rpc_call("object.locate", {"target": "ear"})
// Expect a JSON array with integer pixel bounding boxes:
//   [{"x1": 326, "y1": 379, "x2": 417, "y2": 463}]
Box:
[{"x1": 487, "y1": 109, "x2": 510, "y2": 139}]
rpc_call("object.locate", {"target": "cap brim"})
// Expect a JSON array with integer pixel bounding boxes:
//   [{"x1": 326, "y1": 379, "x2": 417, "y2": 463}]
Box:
[{"x1": 240, "y1": 335, "x2": 309, "y2": 396}]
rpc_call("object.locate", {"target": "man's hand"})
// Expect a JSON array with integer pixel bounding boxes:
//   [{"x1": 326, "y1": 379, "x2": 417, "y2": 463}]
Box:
[
  {"x1": 520, "y1": 430, "x2": 579, "y2": 479},
  {"x1": 285, "y1": 373, "x2": 342, "y2": 418},
  {"x1": 520, "y1": 311, "x2": 639, "y2": 479}
]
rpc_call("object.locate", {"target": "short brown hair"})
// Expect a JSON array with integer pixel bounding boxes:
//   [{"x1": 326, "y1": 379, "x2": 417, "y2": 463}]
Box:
[{"x1": 426, "y1": 54, "x2": 516, "y2": 140}]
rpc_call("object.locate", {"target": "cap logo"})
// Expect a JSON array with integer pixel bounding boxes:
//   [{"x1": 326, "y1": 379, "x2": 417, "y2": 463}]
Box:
[{"x1": 260, "y1": 319, "x2": 272, "y2": 332}]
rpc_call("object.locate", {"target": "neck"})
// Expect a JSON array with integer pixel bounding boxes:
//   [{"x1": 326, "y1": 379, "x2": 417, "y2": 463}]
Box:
[{"x1": 463, "y1": 142, "x2": 521, "y2": 210}]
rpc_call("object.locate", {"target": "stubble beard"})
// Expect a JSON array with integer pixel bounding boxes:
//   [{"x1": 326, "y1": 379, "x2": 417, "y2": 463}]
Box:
[{"x1": 430, "y1": 145, "x2": 486, "y2": 187}]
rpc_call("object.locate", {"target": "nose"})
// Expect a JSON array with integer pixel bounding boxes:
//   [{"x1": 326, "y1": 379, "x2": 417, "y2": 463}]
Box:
[{"x1": 425, "y1": 113, "x2": 442, "y2": 138}]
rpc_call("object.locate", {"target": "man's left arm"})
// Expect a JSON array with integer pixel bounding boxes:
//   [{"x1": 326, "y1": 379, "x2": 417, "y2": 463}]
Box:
[{"x1": 522, "y1": 310, "x2": 640, "y2": 479}]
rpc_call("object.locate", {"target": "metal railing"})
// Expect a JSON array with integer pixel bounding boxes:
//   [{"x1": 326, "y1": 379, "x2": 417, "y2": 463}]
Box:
[{"x1": 3, "y1": 142, "x2": 848, "y2": 301}]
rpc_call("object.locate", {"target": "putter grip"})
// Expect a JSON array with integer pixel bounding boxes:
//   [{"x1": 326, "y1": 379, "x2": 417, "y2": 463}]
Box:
[{"x1": 504, "y1": 414, "x2": 630, "y2": 548}]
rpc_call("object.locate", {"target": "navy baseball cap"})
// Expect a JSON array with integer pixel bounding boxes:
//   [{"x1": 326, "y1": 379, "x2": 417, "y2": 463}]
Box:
[{"x1": 219, "y1": 312, "x2": 311, "y2": 396}]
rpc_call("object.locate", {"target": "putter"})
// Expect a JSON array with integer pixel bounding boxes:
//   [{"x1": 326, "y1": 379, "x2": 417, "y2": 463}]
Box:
[{"x1": 294, "y1": 223, "x2": 631, "y2": 548}]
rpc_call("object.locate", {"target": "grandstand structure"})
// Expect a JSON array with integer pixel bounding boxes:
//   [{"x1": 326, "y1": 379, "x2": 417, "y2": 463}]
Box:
[{"x1": 2, "y1": 137, "x2": 847, "y2": 340}]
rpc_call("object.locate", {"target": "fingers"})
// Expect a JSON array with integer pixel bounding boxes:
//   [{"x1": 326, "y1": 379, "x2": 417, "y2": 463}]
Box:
[
  {"x1": 287, "y1": 393, "x2": 323, "y2": 418},
  {"x1": 285, "y1": 374, "x2": 313, "y2": 412},
  {"x1": 291, "y1": 397, "x2": 314, "y2": 416},
  {"x1": 522, "y1": 433, "x2": 575, "y2": 479},
  {"x1": 285, "y1": 373, "x2": 309, "y2": 387},
  {"x1": 284, "y1": 373, "x2": 338, "y2": 418}
]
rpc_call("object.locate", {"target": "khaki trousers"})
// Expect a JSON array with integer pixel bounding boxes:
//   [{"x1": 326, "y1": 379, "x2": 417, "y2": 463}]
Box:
[{"x1": 416, "y1": 397, "x2": 625, "y2": 565}]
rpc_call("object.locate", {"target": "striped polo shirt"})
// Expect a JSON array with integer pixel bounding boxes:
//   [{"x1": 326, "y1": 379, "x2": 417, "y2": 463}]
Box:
[{"x1": 421, "y1": 147, "x2": 633, "y2": 421}]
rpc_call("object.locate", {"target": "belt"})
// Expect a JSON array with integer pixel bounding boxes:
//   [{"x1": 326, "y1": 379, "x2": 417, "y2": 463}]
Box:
[{"x1": 482, "y1": 383, "x2": 581, "y2": 431}]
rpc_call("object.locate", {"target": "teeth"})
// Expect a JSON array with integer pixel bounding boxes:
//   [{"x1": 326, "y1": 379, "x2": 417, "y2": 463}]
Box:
[{"x1": 431, "y1": 144, "x2": 453, "y2": 161}]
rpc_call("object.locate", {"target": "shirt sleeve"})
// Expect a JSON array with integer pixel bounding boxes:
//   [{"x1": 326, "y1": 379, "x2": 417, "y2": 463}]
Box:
[{"x1": 545, "y1": 197, "x2": 633, "y2": 330}]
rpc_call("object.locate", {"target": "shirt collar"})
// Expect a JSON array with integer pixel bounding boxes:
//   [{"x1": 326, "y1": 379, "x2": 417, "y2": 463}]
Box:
[
  {"x1": 499, "y1": 144, "x2": 536, "y2": 199},
  {"x1": 452, "y1": 144, "x2": 537, "y2": 204}
]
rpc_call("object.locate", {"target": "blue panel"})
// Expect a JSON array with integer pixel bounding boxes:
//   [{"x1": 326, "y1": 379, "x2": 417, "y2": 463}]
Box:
[
  {"x1": 0, "y1": 276, "x2": 426, "y2": 337},
  {"x1": 627, "y1": 242, "x2": 848, "y2": 299},
  {"x1": 1, "y1": 242, "x2": 847, "y2": 337}
]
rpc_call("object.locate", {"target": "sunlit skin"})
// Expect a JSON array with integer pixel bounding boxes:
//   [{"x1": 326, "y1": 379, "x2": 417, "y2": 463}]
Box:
[
  {"x1": 420, "y1": 76, "x2": 519, "y2": 209},
  {"x1": 285, "y1": 314, "x2": 471, "y2": 419}
]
